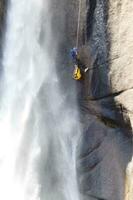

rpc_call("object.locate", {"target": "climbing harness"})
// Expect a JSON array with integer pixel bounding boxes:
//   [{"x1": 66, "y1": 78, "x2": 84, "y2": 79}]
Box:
[
  {"x1": 76, "y1": 0, "x2": 82, "y2": 48},
  {"x1": 73, "y1": 65, "x2": 82, "y2": 80}
]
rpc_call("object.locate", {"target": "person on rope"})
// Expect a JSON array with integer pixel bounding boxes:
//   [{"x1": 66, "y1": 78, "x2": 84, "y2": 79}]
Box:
[
  {"x1": 70, "y1": 47, "x2": 81, "y2": 80},
  {"x1": 70, "y1": 47, "x2": 89, "y2": 80}
]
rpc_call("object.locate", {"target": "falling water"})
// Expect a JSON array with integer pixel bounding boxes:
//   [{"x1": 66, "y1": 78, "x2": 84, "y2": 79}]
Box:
[{"x1": 0, "y1": 0, "x2": 81, "y2": 200}]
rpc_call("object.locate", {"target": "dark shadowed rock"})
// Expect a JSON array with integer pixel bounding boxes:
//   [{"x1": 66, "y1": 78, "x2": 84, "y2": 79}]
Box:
[{"x1": 52, "y1": 0, "x2": 133, "y2": 199}]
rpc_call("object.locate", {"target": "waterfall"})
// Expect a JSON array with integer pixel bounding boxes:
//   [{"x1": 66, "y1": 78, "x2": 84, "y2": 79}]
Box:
[{"x1": 0, "y1": 0, "x2": 81, "y2": 199}]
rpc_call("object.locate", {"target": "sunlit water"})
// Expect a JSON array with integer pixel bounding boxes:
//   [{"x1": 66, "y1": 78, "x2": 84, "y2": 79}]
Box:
[{"x1": 0, "y1": 0, "x2": 81, "y2": 199}]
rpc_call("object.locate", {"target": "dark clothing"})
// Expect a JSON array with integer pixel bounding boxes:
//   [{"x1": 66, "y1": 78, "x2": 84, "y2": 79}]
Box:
[{"x1": 76, "y1": 58, "x2": 86, "y2": 71}]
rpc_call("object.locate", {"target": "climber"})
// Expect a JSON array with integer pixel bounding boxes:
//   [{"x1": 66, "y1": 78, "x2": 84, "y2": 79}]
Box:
[
  {"x1": 70, "y1": 47, "x2": 81, "y2": 80},
  {"x1": 70, "y1": 47, "x2": 89, "y2": 80}
]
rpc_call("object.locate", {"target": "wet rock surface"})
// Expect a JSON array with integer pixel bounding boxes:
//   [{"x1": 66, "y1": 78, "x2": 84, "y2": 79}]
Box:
[
  {"x1": 51, "y1": 0, "x2": 133, "y2": 199},
  {"x1": 77, "y1": 97, "x2": 132, "y2": 200},
  {"x1": 60, "y1": 0, "x2": 133, "y2": 200},
  {"x1": 77, "y1": 122, "x2": 132, "y2": 200}
]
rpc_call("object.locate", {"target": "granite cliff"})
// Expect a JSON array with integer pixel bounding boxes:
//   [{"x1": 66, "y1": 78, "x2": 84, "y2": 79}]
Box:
[{"x1": 1, "y1": 1, "x2": 133, "y2": 200}]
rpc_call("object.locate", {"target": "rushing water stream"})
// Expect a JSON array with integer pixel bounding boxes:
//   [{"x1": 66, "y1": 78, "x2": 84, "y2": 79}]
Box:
[{"x1": 0, "y1": 0, "x2": 81, "y2": 199}]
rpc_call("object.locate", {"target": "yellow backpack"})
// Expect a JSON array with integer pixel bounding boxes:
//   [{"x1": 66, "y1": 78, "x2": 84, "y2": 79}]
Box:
[{"x1": 73, "y1": 65, "x2": 82, "y2": 80}]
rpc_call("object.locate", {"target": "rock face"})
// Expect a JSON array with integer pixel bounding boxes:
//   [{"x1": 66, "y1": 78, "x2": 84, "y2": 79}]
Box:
[
  {"x1": 49, "y1": 0, "x2": 133, "y2": 199},
  {"x1": 61, "y1": 0, "x2": 133, "y2": 200},
  {"x1": 108, "y1": 0, "x2": 133, "y2": 93},
  {"x1": 107, "y1": 1, "x2": 133, "y2": 199},
  {"x1": 1, "y1": 0, "x2": 133, "y2": 200}
]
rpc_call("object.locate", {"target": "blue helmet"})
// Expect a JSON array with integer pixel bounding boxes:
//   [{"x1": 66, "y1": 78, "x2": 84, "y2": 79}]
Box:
[{"x1": 70, "y1": 47, "x2": 78, "y2": 60}]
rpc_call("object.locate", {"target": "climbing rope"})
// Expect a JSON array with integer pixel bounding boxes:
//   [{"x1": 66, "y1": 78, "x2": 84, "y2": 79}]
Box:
[
  {"x1": 76, "y1": 0, "x2": 82, "y2": 48},
  {"x1": 88, "y1": 55, "x2": 120, "y2": 71}
]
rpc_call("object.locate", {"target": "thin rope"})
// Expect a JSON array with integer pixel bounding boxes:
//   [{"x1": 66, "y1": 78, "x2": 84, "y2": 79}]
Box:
[{"x1": 76, "y1": 0, "x2": 82, "y2": 48}]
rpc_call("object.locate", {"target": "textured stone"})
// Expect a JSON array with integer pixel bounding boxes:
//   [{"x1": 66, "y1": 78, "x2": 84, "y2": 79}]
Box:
[
  {"x1": 53, "y1": 0, "x2": 133, "y2": 199},
  {"x1": 74, "y1": 1, "x2": 133, "y2": 200},
  {"x1": 108, "y1": 0, "x2": 133, "y2": 92},
  {"x1": 107, "y1": 1, "x2": 133, "y2": 199}
]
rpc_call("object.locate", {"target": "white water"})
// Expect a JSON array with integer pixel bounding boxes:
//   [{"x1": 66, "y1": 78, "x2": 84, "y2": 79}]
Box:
[{"x1": 0, "y1": 0, "x2": 81, "y2": 200}]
